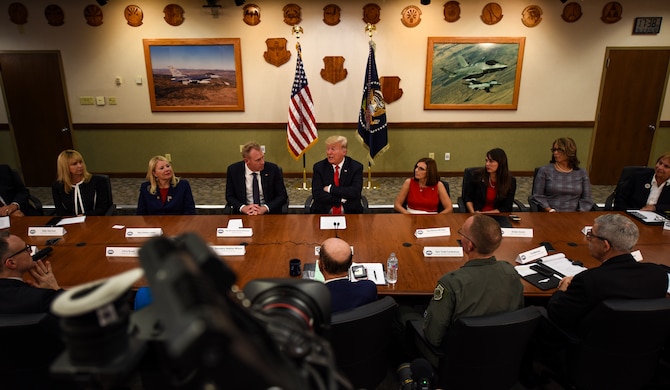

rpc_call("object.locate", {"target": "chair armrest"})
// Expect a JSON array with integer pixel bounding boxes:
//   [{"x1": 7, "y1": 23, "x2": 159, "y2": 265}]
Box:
[
  {"x1": 513, "y1": 199, "x2": 528, "y2": 212},
  {"x1": 456, "y1": 196, "x2": 466, "y2": 213},
  {"x1": 408, "y1": 319, "x2": 444, "y2": 358}
]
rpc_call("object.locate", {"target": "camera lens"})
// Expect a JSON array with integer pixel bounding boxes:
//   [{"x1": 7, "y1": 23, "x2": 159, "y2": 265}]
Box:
[{"x1": 397, "y1": 362, "x2": 414, "y2": 390}]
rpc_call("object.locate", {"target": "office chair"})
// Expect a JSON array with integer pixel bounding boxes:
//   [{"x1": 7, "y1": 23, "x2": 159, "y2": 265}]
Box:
[
  {"x1": 0, "y1": 313, "x2": 65, "y2": 389},
  {"x1": 329, "y1": 296, "x2": 397, "y2": 389},
  {"x1": 604, "y1": 166, "x2": 654, "y2": 210},
  {"x1": 6, "y1": 166, "x2": 44, "y2": 216},
  {"x1": 409, "y1": 305, "x2": 544, "y2": 389},
  {"x1": 457, "y1": 167, "x2": 526, "y2": 213},
  {"x1": 303, "y1": 195, "x2": 368, "y2": 214},
  {"x1": 550, "y1": 298, "x2": 670, "y2": 390},
  {"x1": 93, "y1": 174, "x2": 116, "y2": 216}
]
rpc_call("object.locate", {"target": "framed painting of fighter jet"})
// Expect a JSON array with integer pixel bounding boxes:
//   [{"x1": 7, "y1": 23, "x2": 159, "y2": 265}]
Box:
[
  {"x1": 424, "y1": 37, "x2": 525, "y2": 110},
  {"x1": 143, "y1": 38, "x2": 244, "y2": 112}
]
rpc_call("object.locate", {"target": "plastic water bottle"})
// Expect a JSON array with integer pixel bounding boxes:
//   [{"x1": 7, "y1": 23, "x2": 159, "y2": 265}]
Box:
[{"x1": 386, "y1": 252, "x2": 398, "y2": 284}]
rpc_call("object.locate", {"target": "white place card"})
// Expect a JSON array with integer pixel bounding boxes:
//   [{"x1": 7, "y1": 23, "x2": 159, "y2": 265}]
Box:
[
  {"x1": 515, "y1": 246, "x2": 548, "y2": 264},
  {"x1": 105, "y1": 247, "x2": 140, "y2": 257},
  {"x1": 227, "y1": 219, "x2": 244, "y2": 229},
  {"x1": 57, "y1": 216, "x2": 86, "y2": 225},
  {"x1": 414, "y1": 227, "x2": 451, "y2": 238},
  {"x1": 423, "y1": 246, "x2": 464, "y2": 257},
  {"x1": 320, "y1": 216, "x2": 347, "y2": 230},
  {"x1": 664, "y1": 221, "x2": 670, "y2": 231},
  {"x1": 125, "y1": 228, "x2": 163, "y2": 238},
  {"x1": 582, "y1": 226, "x2": 592, "y2": 235},
  {"x1": 501, "y1": 228, "x2": 533, "y2": 237},
  {"x1": 28, "y1": 226, "x2": 66, "y2": 236},
  {"x1": 210, "y1": 245, "x2": 246, "y2": 256},
  {"x1": 631, "y1": 249, "x2": 643, "y2": 262},
  {"x1": 0, "y1": 216, "x2": 9, "y2": 229},
  {"x1": 216, "y1": 227, "x2": 253, "y2": 237}
]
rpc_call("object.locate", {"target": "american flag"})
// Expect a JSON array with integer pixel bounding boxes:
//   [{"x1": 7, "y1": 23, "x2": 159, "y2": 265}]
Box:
[{"x1": 287, "y1": 43, "x2": 318, "y2": 160}]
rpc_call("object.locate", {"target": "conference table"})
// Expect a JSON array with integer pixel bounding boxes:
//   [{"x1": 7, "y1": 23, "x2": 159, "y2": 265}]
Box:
[{"x1": 5, "y1": 212, "x2": 670, "y2": 297}]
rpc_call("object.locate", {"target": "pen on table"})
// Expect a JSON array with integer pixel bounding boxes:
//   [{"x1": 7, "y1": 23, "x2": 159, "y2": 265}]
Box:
[
  {"x1": 373, "y1": 270, "x2": 378, "y2": 280},
  {"x1": 538, "y1": 278, "x2": 550, "y2": 283},
  {"x1": 554, "y1": 274, "x2": 564, "y2": 280}
]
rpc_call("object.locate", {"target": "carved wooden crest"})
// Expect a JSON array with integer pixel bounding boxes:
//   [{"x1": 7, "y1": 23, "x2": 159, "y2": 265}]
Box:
[
  {"x1": 264, "y1": 38, "x2": 291, "y2": 67},
  {"x1": 401, "y1": 5, "x2": 421, "y2": 28},
  {"x1": 601, "y1": 2, "x2": 622, "y2": 24},
  {"x1": 320, "y1": 56, "x2": 347, "y2": 84},
  {"x1": 283, "y1": 4, "x2": 301, "y2": 26},
  {"x1": 363, "y1": 3, "x2": 381, "y2": 25},
  {"x1": 124, "y1": 5, "x2": 143, "y2": 27},
  {"x1": 444, "y1": 1, "x2": 461, "y2": 23},
  {"x1": 380, "y1": 76, "x2": 403, "y2": 104},
  {"x1": 243, "y1": 4, "x2": 261, "y2": 26},
  {"x1": 481, "y1": 3, "x2": 503, "y2": 25},
  {"x1": 163, "y1": 4, "x2": 184, "y2": 26},
  {"x1": 521, "y1": 5, "x2": 542, "y2": 28},
  {"x1": 8, "y1": 3, "x2": 28, "y2": 25},
  {"x1": 323, "y1": 4, "x2": 341, "y2": 26},
  {"x1": 84, "y1": 4, "x2": 103, "y2": 26},
  {"x1": 561, "y1": 2, "x2": 582, "y2": 23},
  {"x1": 45, "y1": 4, "x2": 64, "y2": 26}
]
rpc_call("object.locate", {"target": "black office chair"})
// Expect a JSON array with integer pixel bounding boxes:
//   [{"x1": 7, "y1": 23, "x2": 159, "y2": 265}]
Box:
[
  {"x1": 410, "y1": 305, "x2": 544, "y2": 389},
  {"x1": 329, "y1": 296, "x2": 397, "y2": 389},
  {"x1": 457, "y1": 167, "x2": 526, "y2": 213},
  {"x1": 604, "y1": 166, "x2": 654, "y2": 210},
  {"x1": 548, "y1": 298, "x2": 670, "y2": 390},
  {"x1": 0, "y1": 313, "x2": 65, "y2": 389},
  {"x1": 6, "y1": 167, "x2": 44, "y2": 216},
  {"x1": 93, "y1": 174, "x2": 116, "y2": 216},
  {"x1": 303, "y1": 195, "x2": 368, "y2": 214}
]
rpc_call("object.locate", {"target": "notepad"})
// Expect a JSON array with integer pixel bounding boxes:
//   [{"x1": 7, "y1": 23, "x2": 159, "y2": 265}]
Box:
[{"x1": 627, "y1": 210, "x2": 669, "y2": 225}]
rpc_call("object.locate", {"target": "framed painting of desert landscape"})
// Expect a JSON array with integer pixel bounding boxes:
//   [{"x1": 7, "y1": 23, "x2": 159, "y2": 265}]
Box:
[
  {"x1": 424, "y1": 37, "x2": 525, "y2": 110},
  {"x1": 143, "y1": 38, "x2": 244, "y2": 112}
]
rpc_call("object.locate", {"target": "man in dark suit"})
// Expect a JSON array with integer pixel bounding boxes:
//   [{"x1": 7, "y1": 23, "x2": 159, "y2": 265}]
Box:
[
  {"x1": 614, "y1": 153, "x2": 670, "y2": 212},
  {"x1": 0, "y1": 164, "x2": 34, "y2": 217},
  {"x1": 548, "y1": 214, "x2": 668, "y2": 336},
  {"x1": 318, "y1": 237, "x2": 377, "y2": 313},
  {"x1": 0, "y1": 234, "x2": 63, "y2": 314},
  {"x1": 226, "y1": 142, "x2": 288, "y2": 215},
  {"x1": 311, "y1": 135, "x2": 364, "y2": 214}
]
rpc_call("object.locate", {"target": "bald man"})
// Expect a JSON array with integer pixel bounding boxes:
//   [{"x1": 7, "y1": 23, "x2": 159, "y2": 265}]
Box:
[{"x1": 318, "y1": 237, "x2": 377, "y2": 312}]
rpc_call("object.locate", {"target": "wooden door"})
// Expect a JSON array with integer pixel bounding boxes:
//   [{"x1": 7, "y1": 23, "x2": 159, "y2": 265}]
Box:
[
  {"x1": 0, "y1": 52, "x2": 74, "y2": 186},
  {"x1": 589, "y1": 48, "x2": 670, "y2": 185}
]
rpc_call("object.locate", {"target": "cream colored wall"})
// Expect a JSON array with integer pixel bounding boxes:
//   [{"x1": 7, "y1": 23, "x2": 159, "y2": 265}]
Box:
[{"x1": 1, "y1": 0, "x2": 670, "y2": 174}]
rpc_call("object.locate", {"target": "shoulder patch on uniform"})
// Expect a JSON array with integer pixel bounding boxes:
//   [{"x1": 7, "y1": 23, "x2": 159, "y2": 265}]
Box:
[{"x1": 433, "y1": 284, "x2": 445, "y2": 301}]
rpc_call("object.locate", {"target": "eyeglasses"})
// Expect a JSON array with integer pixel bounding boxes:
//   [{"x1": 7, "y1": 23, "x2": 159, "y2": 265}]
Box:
[
  {"x1": 586, "y1": 230, "x2": 608, "y2": 243},
  {"x1": 550, "y1": 148, "x2": 565, "y2": 153},
  {"x1": 7, "y1": 244, "x2": 31, "y2": 259},
  {"x1": 457, "y1": 228, "x2": 477, "y2": 248}
]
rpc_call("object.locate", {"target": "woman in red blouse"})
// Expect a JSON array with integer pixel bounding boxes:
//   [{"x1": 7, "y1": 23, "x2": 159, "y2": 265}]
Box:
[{"x1": 394, "y1": 158, "x2": 453, "y2": 214}]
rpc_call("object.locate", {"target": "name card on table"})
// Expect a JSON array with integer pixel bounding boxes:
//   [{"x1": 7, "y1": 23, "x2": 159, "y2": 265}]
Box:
[
  {"x1": 515, "y1": 246, "x2": 548, "y2": 264},
  {"x1": 216, "y1": 228, "x2": 253, "y2": 237},
  {"x1": 28, "y1": 227, "x2": 66, "y2": 236},
  {"x1": 320, "y1": 216, "x2": 347, "y2": 230},
  {"x1": 0, "y1": 216, "x2": 9, "y2": 229},
  {"x1": 414, "y1": 227, "x2": 451, "y2": 238},
  {"x1": 423, "y1": 246, "x2": 463, "y2": 257},
  {"x1": 664, "y1": 221, "x2": 670, "y2": 231},
  {"x1": 501, "y1": 228, "x2": 533, "y2": 238},
  {"x1": 106, "y1": 247, "x2": 140, "y2": 257},
  {"x1": 631, "y1": 249, "x2": 643, "y2": 262},
  {"x1": 210, "y1": 245, "x2": 246, "y2": 256},
  {"x1": 125, "y1": 228, "x2": 163, "y2": 238},
  {"x1": 581, "y1": 226, "x2": 592, "y2": 235}
]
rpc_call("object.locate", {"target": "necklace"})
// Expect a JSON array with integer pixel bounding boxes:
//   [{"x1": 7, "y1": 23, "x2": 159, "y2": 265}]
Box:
[
  {"x1": 554, "y1": 163, "x2": 573, "y2": 173},
  {"x1": 488, "y1": 177, "x2": 496, "y2": 188}
]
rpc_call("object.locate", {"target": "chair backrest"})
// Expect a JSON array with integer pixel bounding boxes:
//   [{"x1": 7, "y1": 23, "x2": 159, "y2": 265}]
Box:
[
  {"x1": 304, "y1": 195, "x2": 368, "y2": 214},
  {"x1": 8, "y1": 167, "x2": 44, "y2": 216},
  {"x1": 438, "y1": 306, "x2": 544, "y2": 390},
  {"x1": 329, "y1": 296, "x2": 397, "y2": 389},
  {"x1": 570, "y1": 298, "x2": 670, "y2": 389},
  {"x1": 604, "y1": 166, "x2": 654, "y2": 210},
  {"x1": 528, "y1": 167, "x2": 542, "y2": 212},
  {"x1": 456, "y1": 167, "x2": 480, "y2": 213},
  {"x1": 93, "y1": 174, "x2": 116, "y2": 216}
]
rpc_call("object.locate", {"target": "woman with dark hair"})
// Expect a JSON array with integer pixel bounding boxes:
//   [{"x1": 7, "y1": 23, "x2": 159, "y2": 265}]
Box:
[
  {"x1": 52, "y1": 149, "x2": 112, "y2": 216},
  {"x1": 394, "y1": 157, "x2": 452, "y2": 214},
  {"x1": 464, "y1": 148, "x2": 517, "y2": 213},
  {"x1": 530, "y1": 137, "x2": 594, "y2": 212}
]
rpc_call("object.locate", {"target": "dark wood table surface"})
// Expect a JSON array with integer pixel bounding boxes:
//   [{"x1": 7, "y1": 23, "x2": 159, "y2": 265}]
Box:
[{"x1": 6, "y1": 212, "x2": 669, "y2": 297}]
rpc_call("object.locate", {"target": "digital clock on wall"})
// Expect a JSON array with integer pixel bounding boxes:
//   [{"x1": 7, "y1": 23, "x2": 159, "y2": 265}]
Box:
[{"x1": 633, "y1": 17, "x2": 662, "y2": 35}]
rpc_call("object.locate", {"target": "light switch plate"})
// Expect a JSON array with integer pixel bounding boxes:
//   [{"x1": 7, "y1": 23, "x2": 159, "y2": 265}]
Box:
[{"x1": 95, "y1": 96, "x2": 105, "y2": 106}]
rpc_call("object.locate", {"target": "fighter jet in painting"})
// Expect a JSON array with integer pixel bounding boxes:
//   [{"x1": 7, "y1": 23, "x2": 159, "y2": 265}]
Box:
[
  {"x1": 442, "y1": 55, "x2": 508, "y2": 80},
  {"x1": 463, "y1": 79, "x2": 501, "y2": 92},
  {"x1": 168, "y1": 66, "x2": 226, "y2": 85}
]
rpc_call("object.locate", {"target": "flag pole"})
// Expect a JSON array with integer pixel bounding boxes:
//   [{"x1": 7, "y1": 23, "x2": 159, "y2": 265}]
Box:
[{"x1": 364, "y1": 23, "x2": 379, "y2": 191}]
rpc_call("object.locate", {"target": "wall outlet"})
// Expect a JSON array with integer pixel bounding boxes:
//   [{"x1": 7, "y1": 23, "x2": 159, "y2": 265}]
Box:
[
  {"x1": 445, "y1": 153, "x2": 451, "y2": 161},
  {"x1": 108, "y1": 96, "x2": 117, "y2": 105},
  {"x1": 239, "y1": 145, "x2": 244, "y2": 153},
  {"x1": 95, "y1": 96, "x2": 105, "y2": 106},
  {"x1": 428, "y1": 152, "x2": 434, "y2": 159},
  {"x1": 165, "y1": 153, "x2": 172, "y2": 161}
]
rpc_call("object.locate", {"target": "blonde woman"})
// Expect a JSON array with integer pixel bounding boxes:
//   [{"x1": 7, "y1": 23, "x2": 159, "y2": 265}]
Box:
[
  {"x1": 52, "y1": 150, "x2": 111, "y2": 216},
  {"x1": 137, "y1": 155, "x2": 195, "y2": 215}
]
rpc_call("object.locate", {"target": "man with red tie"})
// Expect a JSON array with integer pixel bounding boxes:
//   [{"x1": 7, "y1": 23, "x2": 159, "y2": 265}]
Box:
[{"x1": 310, "y1": 135, "x2": 364, "y2": 214}]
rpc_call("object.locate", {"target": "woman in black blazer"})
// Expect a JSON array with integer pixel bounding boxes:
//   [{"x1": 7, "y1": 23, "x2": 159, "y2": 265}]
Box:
[
  {"x1": 52, "y1": 150, "x2": 112, "y2": 216},
  {"x1": 614, "y1": 152, "x2": 670, "y2": 212},
  {"x1": 463, "y1": 148, "x2": 517, "y2": 213}
]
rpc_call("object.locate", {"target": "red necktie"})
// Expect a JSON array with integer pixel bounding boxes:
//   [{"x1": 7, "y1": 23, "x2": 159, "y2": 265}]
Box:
[{"x1": 332, "y1": 165, "x2": 342, "y2": 215}]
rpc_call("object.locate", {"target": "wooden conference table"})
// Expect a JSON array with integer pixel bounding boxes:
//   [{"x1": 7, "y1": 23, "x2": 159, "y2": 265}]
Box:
[{"x1": 6, "y1": 212, "x2": 670, "y2": 297}]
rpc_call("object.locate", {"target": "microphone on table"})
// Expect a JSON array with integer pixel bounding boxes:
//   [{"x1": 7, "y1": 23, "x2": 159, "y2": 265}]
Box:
[
  {"x1": 32, "y1": 246, "x2": 53, "y2": 261},
  {"x1": 333, "y1": 221, "x2": 340, "y2": 238}
]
